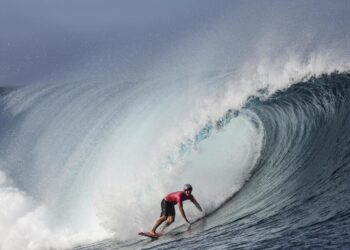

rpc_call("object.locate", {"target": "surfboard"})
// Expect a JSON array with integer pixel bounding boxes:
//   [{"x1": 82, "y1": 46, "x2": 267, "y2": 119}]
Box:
[{"x1": 138, "y1": 232, "x2": 160, "y2": 239}]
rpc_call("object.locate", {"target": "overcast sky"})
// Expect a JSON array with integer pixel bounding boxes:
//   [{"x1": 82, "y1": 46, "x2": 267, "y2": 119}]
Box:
[
  {"x1": 0, "y1": 0, "x2": 229, "y2": 86},
  {"x1": 0, "y1": 0, "x2": 349, "y2": 86}
]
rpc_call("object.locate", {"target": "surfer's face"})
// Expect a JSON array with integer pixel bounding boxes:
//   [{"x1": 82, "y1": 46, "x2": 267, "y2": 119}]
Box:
[{"x1": 184, "y1": 189, "x2": 192, "y2": 196}]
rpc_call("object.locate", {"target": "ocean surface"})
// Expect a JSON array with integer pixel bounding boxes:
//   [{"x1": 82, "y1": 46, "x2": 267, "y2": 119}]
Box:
[
  {"x1": 1, "y1": 2, "x2": 350, "y2": 250},
  {"x1": 1, "y1": 72, "x2": 350, "y2": 249}
]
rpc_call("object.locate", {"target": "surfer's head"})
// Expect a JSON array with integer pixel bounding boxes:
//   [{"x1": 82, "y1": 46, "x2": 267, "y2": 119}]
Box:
[{"x1": 183, "y1": 184, "x2": 193, "y2": 195}]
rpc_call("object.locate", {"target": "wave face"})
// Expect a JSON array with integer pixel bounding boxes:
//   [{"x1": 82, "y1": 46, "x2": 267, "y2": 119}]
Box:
[{"x1": 1, "y1": 72, "x2": 350, "y2": 249}]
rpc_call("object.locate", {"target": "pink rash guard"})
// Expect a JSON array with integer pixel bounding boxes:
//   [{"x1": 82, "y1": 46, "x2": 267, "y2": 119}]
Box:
[{"x1": 164, "y1": 191, "x2": 192, "y2": 206}]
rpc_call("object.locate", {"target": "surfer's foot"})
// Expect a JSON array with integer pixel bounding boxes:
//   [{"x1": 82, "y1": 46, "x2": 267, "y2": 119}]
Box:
[{"x1": 149, "y1": 231, "x2": 158, "y2": 237}]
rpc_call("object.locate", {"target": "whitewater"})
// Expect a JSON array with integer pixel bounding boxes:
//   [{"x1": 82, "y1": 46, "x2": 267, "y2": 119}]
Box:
[{"x1": 1, "y1": 1, "x2": 350, "y2": 249}]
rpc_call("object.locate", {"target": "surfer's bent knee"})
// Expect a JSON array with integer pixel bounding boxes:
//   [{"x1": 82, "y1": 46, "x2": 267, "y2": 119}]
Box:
[{"x1": 166, "y1": 216, "x2": 174, "y2": 224}]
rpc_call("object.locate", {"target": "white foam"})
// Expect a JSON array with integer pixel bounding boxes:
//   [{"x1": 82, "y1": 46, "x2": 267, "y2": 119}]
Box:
[{"x1": 0, "y1": 170, "x2": 111, "y2": 250}]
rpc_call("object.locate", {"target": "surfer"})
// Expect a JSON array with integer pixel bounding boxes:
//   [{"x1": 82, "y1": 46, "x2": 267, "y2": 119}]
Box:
[{"x1": 149, "y1": 184, "x2": 203, "y2": 237}]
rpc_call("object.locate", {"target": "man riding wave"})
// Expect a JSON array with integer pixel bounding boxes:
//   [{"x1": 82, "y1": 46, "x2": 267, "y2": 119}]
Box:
[{"x1": 149, "y1": 184, "x2": 203, "y2": 236}]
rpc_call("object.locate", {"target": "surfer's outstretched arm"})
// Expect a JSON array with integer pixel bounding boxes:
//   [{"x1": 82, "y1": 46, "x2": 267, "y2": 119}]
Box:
[
  {"x1": 178, "y1": 203, "x2": 190, "y2": 224},
  {"x1": 191, "y1": 196, "x2": 203, "y2": 212}
]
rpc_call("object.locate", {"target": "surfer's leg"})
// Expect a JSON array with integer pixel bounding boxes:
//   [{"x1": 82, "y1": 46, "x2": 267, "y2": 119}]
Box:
[
  {"x1": 160, "y1": 215, "x2": 174, "y2": 232},
  {"x1": 165, "y1": 216, "x2": 174, "y2": 226},
  {"x1": 150, "y1": 216, "x2": 167, "y2": 235},
  {"x1": 150, "y1": 199, "x2": 169, "y2": 235}
]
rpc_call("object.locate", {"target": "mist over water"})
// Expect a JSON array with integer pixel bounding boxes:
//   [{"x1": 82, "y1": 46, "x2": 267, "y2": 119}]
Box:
[{"x1": 0, "y1": 1, "x2": 350, "y2": 249}]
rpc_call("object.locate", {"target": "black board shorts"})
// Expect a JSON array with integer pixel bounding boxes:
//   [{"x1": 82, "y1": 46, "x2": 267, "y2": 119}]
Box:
[{"x1": 160, "y1": 199, "x2": 175, "y2": 217}]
